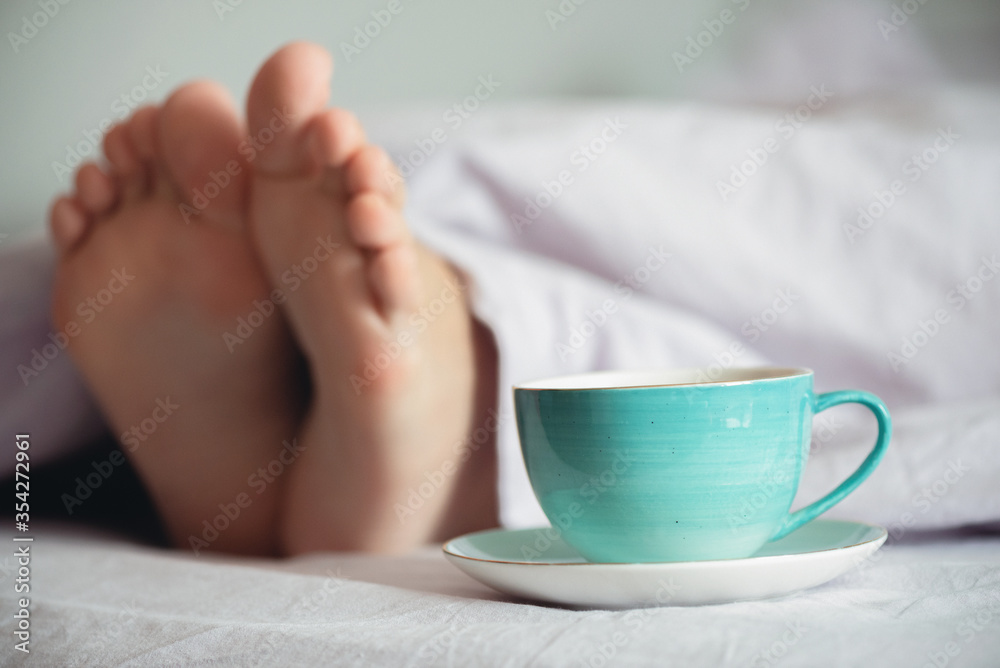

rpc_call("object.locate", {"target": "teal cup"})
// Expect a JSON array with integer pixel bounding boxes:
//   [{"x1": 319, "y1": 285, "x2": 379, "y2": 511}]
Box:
[{"x1": 514, "y1": 367, "x2": 891, "y2": 563}]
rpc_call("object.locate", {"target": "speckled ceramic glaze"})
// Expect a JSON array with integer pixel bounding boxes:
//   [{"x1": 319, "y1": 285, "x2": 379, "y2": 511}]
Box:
[{"x1": 514, "y1": 368, "x2": 891, "y2": 563}]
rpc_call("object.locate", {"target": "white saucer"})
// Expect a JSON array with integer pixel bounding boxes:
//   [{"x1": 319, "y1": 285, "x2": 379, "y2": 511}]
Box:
[{"x1": 443, "y1": 519, "x2": 886, "y2": 607}]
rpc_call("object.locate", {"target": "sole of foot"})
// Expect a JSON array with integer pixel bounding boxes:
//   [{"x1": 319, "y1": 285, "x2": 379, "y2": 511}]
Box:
[
  {"x1": 50, "y1": 81, "x2": 305, "y2": 555},
  {"x1": 245, "y1": 42, "x2": 498, "y2": 553}
]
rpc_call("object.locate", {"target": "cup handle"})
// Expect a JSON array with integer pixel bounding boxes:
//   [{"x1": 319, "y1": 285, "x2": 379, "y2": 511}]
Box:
[{"x1": 770, "y1": 390, "x2": 892, "y2": 541}]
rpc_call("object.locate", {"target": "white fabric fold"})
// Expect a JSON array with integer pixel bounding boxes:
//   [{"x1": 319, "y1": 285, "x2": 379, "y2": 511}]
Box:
[{"x1": 397, "y1": 93, "x2": 1000, "y2": 530}]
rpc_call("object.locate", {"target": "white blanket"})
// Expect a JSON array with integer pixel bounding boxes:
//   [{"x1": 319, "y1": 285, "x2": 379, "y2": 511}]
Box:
[
  {"x1": 4, "y1": 524, "x2": 999, "y2": 666},
  {"x1": 394, "y1": 92, "x2": 1000, "y2": 531}
]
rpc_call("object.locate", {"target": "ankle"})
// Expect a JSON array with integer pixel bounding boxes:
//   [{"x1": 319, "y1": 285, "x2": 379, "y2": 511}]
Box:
[{"x1": 430, "y1": 317, "x2": 500, "y2": 541}]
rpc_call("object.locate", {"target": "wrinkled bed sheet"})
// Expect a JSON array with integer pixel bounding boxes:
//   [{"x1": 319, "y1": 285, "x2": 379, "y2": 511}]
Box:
[{"x1": 1, "y1": 524, "x2": 997, "y2": 667}]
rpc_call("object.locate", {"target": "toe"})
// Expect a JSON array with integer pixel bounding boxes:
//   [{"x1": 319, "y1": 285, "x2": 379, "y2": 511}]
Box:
[
  {"x1": 346, "y1": 192, "x2": 410, "y2": 250},
  {"x1": 127, "y1": 106, "x2": 160, "y2": 162},
  {"x1": 103, "y1": 123, "x2": 140, "y2": 175},
  {"x1": 158, "y1": 80, "x2": 249, "y2": 227},
  {"x1": 74, "y1": 163, "x2": 116, "y2": 216},
  {"x1": 345, "y1": 145, "x2": 406, "y2": 209},
  {"x1": 310, "y1": 109, "x2": 367, "y2": 201},
  {"x1": 309, "y1": 108, "x2": 366, "y2": 171},
  {"x1": 369, "y1": 244, "x2": 421, "y2": 315},
  {"x1": 49, "y1": 196, "x2": 88, "y2": 253},
  {"x1": 246, "y1": 41, "x2": 333, "y2": 176},
  {"x1": 347, "y1": 191, "x2": 421, "y2": 316},
  {"x1": 104, "y1": 122, "x2": 147, "y2": 201}
]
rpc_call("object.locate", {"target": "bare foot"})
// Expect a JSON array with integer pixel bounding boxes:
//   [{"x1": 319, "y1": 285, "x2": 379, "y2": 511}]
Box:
[
  {"x1": 246, "y1": 43, "x2": 498, "y2": 554},
  {"x1": 50, "y1": 82, "x2": 304, "y2": 555}
]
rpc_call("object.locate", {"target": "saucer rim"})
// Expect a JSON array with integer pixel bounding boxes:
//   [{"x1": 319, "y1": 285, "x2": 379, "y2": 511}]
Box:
[{"x1": 441, "y1": 519, "x2": 887, "y2": 568}]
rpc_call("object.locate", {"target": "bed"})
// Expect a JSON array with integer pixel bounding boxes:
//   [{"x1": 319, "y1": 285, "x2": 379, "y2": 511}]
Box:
[
  {"x1": 3, "y1": 1, "x2": 1000, "y2": 666},
  {"x1": 7, "y1": 522, "x2": 999, "y2": 666}
]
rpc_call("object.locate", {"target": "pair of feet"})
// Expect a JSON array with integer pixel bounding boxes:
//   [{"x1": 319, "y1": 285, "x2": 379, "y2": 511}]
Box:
[{"x1": 50, "y1": 43, "x2": 497, "y2": 556}]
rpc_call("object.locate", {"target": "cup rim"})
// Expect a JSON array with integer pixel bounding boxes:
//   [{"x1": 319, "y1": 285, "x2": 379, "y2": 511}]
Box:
[{"x1": 513, "y1": 366, "x2": 813, "y2": 391}]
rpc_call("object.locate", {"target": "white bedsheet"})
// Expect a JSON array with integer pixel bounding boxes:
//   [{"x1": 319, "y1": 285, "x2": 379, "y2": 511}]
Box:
[{"x1": 3, "y1": 524, "x2": 999, "y2": 667}]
